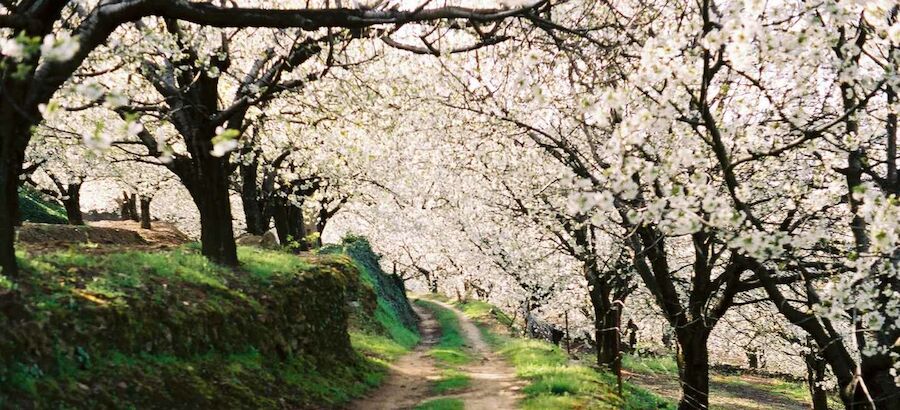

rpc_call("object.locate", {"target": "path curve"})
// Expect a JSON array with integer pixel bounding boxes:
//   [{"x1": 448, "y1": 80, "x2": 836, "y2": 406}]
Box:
[
  {"x1": 349, "y1": 300, "x2": 524, "y2": 410},
  {"x1": 349, "y1": 304, "x2": 442, "y2": 410},
  {"x1": 428, "y1": 299, "x2": 524, "y2": 410}
]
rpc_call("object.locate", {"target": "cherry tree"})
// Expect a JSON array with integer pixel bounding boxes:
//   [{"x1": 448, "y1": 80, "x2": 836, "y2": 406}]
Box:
[{"x1": 0, "y1": 0, "x2": 545, "y2": 274}]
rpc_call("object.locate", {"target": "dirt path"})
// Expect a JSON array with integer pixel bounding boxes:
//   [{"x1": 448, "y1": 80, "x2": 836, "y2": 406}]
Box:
[
  {"x1": 429, "y1": 299, "x2": 524, "y2": 410},
  {"x1": 350, "y1": 300, "x2": 523, "y2": 410},
  {"x1": 349, "y1": 304, "x2": 442, "y2": 410}
]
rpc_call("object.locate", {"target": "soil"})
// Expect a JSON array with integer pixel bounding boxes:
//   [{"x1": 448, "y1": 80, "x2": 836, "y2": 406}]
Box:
[
  {"x1": 350, "y1": 300, "x2": 524, "y2": 410},
  {"x1": 349, "y1": 304, "x2": 443, "y2": 410},
  {"x1": 17, "y1": 220, "x2": 190, "y2": 253},
  {"x1": 626, "y1": 370, "x2": 810, "y2": 410},
  {"x1": 430, "y1": 299, "x2": 524, "y2": 410}
]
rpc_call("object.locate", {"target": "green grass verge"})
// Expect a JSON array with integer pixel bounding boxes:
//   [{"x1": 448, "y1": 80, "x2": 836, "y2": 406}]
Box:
[
  {"x1": 455, "y1": 299, "x2": 515, "y2": 327},
  {"x1": 433, "y1": 369, "x2": 470, "y2": 394},
  {"x1": 350, "y1": 332, "x2": 412, "y2": 363},
  {"x1": 415, "y1": 300, "x2": 472, "y2": 366},
  {"x1": 325, "y1": 237, "x2": 420, "y2": 368},
  {"x1": 454, "y1": 299, "x2": 675, "y2": 410},
  {"x1": 414, "y1": 397, "x2": 465, "y2": 410},
  {"x1": 622, "y1": 354, "x2": 678, "y2": 375}
]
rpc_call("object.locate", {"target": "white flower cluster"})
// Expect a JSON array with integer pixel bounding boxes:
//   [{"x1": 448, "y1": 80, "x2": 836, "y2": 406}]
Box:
[
  {"x1": 210, "y1": 127, "x2": 240, "y2": 157},
  {"x1": 1, "y1": 31, "x2": 80, "y2": 62}
]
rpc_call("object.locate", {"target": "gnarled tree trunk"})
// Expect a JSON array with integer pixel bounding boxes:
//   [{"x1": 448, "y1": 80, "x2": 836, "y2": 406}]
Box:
[
  {"x1": 0, "y1": 143, "x2": 21, "y2": 277},
  {"x1": 178, "y1": 155, "x2": 238, "y2": 267},
  {"x1": 587, "y1": 275, "x2": 621, "y2": 369},
  {"x1": 120, "y1": 192, "x2": 138, "y2": 221}
]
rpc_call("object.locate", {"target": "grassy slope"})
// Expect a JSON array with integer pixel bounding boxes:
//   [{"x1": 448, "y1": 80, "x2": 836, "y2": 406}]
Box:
[
  {"x1": 2, "y1": 240, "x2": 421, "y2": 409},
  {"x1": 325, "y1": 237, "x2": 421, "y2": 370},
  {"x1": 18, "y1": 186, "x2": 67, "y2": 224},
  {"x1": 453, "y1": 298, "x2": 675, "y2": 410}
]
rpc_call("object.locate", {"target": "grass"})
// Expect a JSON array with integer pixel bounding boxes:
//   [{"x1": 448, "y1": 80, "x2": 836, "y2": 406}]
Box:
[
  {"x1": 416, "y1": 300, "x2": 472, "y2": 366},
  {"x1": 237, "y1": 246, "x2": 316, "y2": 280},
  {"x1": 453, "y1": 298, "x2": 675, "y2": 410},
  {"x1": 433, "y1": 369, "x2": 470, "y2": 394},
  {"x1": 350, "y1": 332, "x2": 412, "y2": 362},
  {"x1": 622, "y1": 353, "x2": 837, "y2": 408},
  {"x1": 4, "y1": 240, "x2": 421, "y2": 408},
  {"x1": 713, "y1": 373, "x2": 842, "y2": 408},
  {"x1": 374, "y1": 299, "x2": 420, "y2": 348},
  {"x1": 349, "y1": 299, "x2": 419, "y2": 364},
  {"x1": 764, "y1": 379, "x2": 814, "y2": 402},
  {"x1": 414, "y1": 397, "x2": 464, "y2": 410},
  {"x1": 622, "y1": 354, "x2": 678, "y2": 375},
  {"x1": 454, "y1": 299, "x2": 515, "y2": 327}
]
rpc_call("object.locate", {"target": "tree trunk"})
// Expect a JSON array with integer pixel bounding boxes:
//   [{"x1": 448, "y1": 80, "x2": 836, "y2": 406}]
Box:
[
  {"x1": 747, "y1": 348, "x2": 760, "y2": 370},
  {"x1": 0, "y1": 108, "x2": 29, "y2": 277},
  {"x1": 272, "y1": 202, "x2": 288, "y2": 244},
  {"x1": 139, "y1": 196, "x2": 152, "y2": 230},
  {"x1": 272, "y1": 199, "x2": 308, "y2": 251},
  {"x1": 591, "y1": 293, "x2": 621, "y2": 368},
  {"x1": 805, "y1": 347, "x2": 829, "y2": 410},
  {"x1": 62, "y1": 183, "x2": 84, "y2": 226},
  {"x1": 292, "y1": 205, "x2": 308, "y2": 250},
  {"x1": 0, "y1": 151, "x2": 19, "y2": 277},
  {"x1": 120, "y1": 192, "x2": 138, "y2": 221},
  {"x1": 128, "y1": 195, "x2": 139, "y2": 222},
  {"x1": 317, "y1": 206, "x2": 328, "y2": 237},
  {"x1": 428, "y1": 274, "x2": 438, "y2": 293},
  {"x1": 676, "y1": 331, "x2": 710, "y2": 410},
  {"x1": 180, "y1": 158, "x2": 238, "y2": 267},
  {"x1": 585, "y1": 264, "x2": 621, "y2": 369},
  {"x1": 120, "y1": 192, "x2": 131, "y2": 220},
  {"x1": 240, "y1": 159, "x2": 268, "y2": 235}
]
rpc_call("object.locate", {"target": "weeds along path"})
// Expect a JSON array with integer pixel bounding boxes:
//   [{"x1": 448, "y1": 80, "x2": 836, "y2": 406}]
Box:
[
  {"x1": 349, "y1": 304, "x2": 442, "y2": 410},
  {"x1": 427, "y1": 299, "x2": 525, "y2": 410}
]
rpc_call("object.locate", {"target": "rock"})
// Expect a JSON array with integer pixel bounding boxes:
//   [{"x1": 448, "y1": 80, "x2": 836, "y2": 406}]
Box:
[
  {"x1": 236, "y1": 230, "x2": 280, "y2": 249},
  {"x1": 236, "y1": 234, "x2": 263, "y2": 246},
  {"x1": 260, "y1": 230, "x2": 280, "y2": 248}
]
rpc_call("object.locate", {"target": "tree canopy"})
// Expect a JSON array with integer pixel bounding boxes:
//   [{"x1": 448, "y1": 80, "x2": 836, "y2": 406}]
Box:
[{"x1": 3, "y1": 0, "x2": 900, "y2": 409}]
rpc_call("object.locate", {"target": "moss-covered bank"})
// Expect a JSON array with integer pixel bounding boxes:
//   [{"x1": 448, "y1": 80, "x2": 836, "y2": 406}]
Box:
[
  {"x1": 0, "y1": 241, "x2": 417, "y2": 409},
  {"x1": 323, "y1": 235, "x2": 417, "y2": 334},
  {"x1": 18, "y1": 186, "x2": 67, "y2": 224}
]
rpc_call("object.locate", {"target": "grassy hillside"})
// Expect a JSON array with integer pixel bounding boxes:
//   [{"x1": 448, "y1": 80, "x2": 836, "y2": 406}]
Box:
[
  {"x1": 18, "y1": 186, "x2": 67, "y2": 224},
  {"x1": 0, "y1": 240, "x2": 419, "y2": 409}
]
